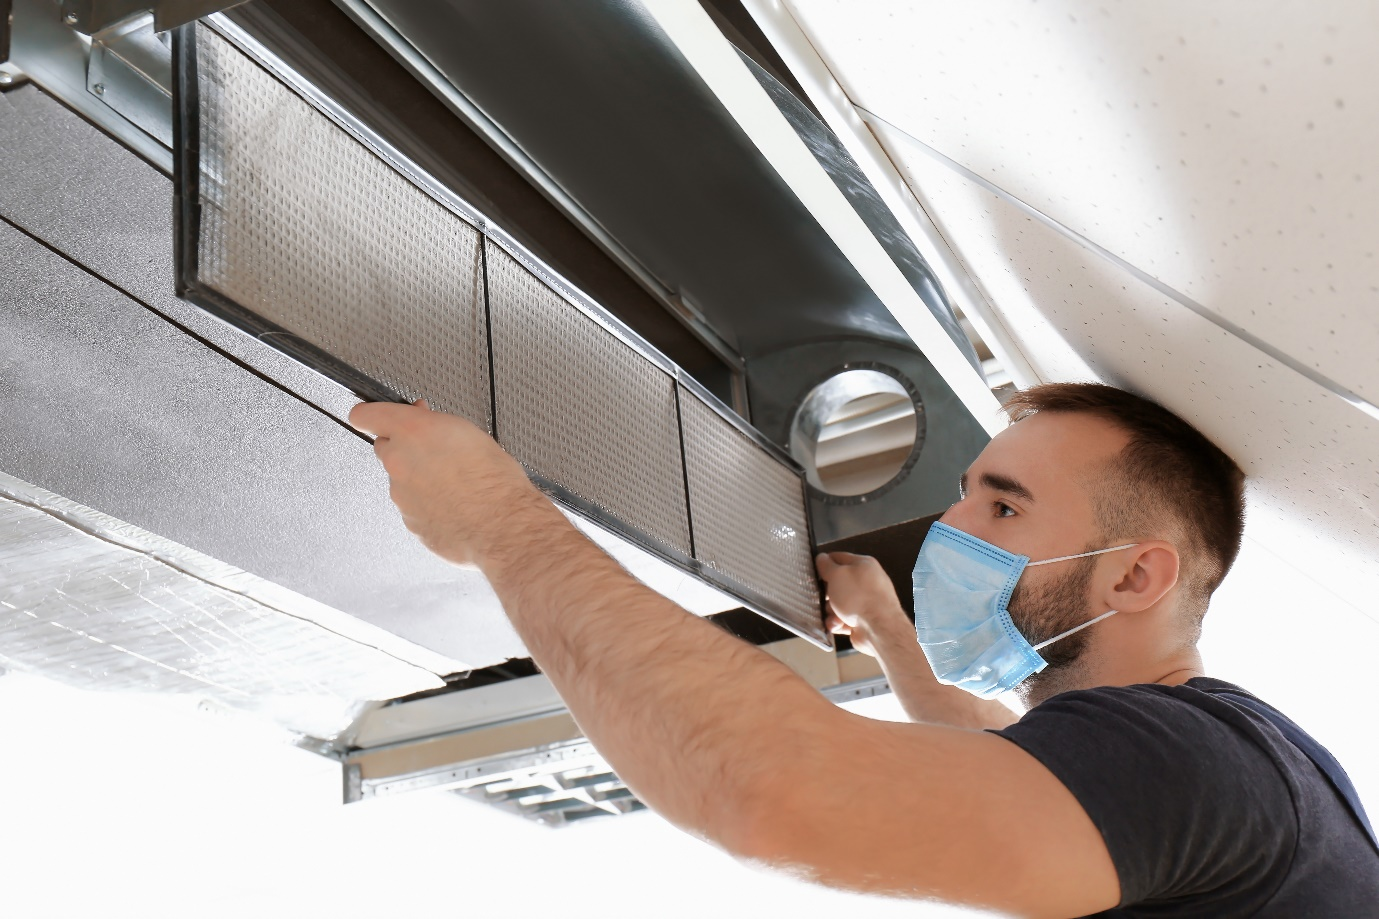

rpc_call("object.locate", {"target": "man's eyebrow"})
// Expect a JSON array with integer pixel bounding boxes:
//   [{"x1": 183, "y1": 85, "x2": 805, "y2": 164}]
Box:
[{"x1": 981, "y1": 471, "x2": 1035, "y2": 502}]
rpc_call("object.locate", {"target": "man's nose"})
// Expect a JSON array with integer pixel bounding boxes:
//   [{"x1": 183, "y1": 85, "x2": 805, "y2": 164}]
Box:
[{"x1": 937, "y1": 496, "x2": 971, "y2": 532}]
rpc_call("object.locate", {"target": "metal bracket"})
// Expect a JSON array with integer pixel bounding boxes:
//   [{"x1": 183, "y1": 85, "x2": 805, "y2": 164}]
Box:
[
  {"x1": 0, "y1": 62, "x2": 26, "y2": 88},
  {"x1": 7, "y1": 0, "x2": 171, "y2": 171},
  {"x1": 59, "y1": 0, "x2": 243, "y2": 35},
  {"x1": 86, "y1": 11, "x2": 170, "y2": 144},
  {"x1": 1, "y1": 0, "x2": 26, "y2": 88},
  {"x1": 2, "y1": 0, "x2": 13, "y2": 64}
]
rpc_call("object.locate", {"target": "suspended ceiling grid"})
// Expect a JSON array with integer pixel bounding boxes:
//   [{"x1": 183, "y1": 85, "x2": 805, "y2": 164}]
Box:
[{"x1": 778, "y1": 0, "x2": 1379, "y2": 625}]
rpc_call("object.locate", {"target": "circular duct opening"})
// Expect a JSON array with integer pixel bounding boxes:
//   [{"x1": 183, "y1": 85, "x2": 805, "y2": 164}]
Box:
[{"x1": 789, "y1": 368, "x2": 924, "y2": 498}]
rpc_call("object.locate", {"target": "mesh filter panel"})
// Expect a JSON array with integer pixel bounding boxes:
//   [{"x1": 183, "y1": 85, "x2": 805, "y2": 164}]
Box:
[
  {"x1": 679, "y1": 387, "x2": 823, "y2": 637},
  {"x1": 191, "y1": 24, "x2": 490, "y2": 427},
  {"x1": 485, "y1": 242, "x2": 692, "y2": 557}
]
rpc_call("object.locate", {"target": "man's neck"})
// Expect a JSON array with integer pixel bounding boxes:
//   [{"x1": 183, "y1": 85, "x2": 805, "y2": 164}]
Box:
[{"x1": 1015, "y1": 652, "x2": 1206, "y2": 710}]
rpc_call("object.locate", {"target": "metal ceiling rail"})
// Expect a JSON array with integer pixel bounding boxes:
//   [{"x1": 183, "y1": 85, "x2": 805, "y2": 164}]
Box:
[
  {"x1": 639, "y1": 0, "x2": 1008, "y2": 436},
  {"x1": 737, "y1": 0, "x2": 1039, "y2": 395}
]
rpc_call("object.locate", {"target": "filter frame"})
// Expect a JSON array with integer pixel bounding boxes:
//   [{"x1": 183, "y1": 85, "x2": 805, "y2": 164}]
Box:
[{"x1": 171, "y1": 16, "x2": 830, "y2": 648}]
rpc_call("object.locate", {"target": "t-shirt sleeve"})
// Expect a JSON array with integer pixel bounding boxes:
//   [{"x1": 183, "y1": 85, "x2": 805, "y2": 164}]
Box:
[{"x1": 992, "y1": 685, "x2": 1297, "y2": 907}]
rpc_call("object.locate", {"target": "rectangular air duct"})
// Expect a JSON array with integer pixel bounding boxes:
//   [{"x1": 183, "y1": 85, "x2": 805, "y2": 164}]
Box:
[{"x1": 171, "y1": 19, "x2": 827, "y2": 645}]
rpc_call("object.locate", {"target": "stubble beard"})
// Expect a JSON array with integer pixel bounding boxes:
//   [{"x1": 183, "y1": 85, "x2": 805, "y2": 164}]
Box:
[{"x1": 1007, "y1": 553, "x2": 1099, "y2": 708}]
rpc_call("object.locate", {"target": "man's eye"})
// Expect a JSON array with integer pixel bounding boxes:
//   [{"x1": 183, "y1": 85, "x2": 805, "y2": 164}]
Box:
[{"x1": 994, "y1": 502, "x2": 1016, "y2": 518}]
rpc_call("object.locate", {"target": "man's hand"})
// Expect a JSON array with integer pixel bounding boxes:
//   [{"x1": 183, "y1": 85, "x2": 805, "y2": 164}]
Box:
[
  {"x1": 817, "y1": 550, "x2": 1019, "y2": 731},
  {"x1": 347, "y1": 400, "x2": 542, "y2": 567},
  {"x1": 817, "y1": 551, "x2": 913, "y2": 657}
]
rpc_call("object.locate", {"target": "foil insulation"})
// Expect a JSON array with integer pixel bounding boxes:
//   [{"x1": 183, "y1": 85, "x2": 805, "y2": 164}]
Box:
[{"x1": 0, "y1": 473, "x2": 446, "y2": 740}]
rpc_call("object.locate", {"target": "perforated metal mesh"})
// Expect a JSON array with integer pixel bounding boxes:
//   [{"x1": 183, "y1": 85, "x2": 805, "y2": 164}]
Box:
[
  {"x1": 678, "y1": 387, "x2": 823, "y2": 636},
  {"x1": 184, "y1": 25, "x2": 817, "y2": 632},
  {"x1": 485, "y1": 243, "x2": 692, "y2": 557},
  {"x1": 193, "y1": 25, "x2": 490, "y2": 427}
]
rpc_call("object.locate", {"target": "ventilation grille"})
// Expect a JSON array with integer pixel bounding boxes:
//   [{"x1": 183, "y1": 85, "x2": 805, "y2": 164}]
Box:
[
  {"x1": 174, "y1": 22, "x2": 826, "y2": 645},
  {"x1": 451, "y1": 745, "x2": 647, "y2": 827},
  {"x1": 679, "y1": 387, "x2": 823, "y2": 636}
]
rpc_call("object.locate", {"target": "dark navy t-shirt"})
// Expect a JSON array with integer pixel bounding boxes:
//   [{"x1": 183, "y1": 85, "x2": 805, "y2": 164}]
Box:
[{"x1": 993, "y1": 677, "x2": 1379, "y2": 916}]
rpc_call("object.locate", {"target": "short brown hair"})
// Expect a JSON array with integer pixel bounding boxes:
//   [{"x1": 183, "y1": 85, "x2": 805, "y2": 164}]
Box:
[{"x1": 1002, "y1": 383, "x2": 1245, "y2": 636}]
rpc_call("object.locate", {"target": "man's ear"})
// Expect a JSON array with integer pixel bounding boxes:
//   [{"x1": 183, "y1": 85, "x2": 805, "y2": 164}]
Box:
[{"x1": 1104, "y1": 541, "x2": 1179, "y2": 613}]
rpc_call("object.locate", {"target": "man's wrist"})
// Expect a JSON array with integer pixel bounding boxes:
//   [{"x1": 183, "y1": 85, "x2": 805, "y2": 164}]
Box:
[
  {"x1": 866, "y1": 603, "x2": 918, "y2": 654},
  {"x1": 472, "y1": 483, "x2": 581, "y2": 576}
]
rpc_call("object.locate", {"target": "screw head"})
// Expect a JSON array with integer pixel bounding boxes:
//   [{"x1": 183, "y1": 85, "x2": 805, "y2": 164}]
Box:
[
  {"x1": 62, "y1": 12, "x2": 78, "y2": 25},
  {"x1": 93, "y1": 82, "x2": 105, "y2": 95}
]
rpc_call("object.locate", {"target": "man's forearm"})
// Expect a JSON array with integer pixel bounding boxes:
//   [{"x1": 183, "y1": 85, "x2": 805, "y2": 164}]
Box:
[
  {"x1": 868, "y1": 615, "x2": 1019, "y2": 730},
  {"x1": 477, "y1": 491, "x2": 843, "y2": 845}
]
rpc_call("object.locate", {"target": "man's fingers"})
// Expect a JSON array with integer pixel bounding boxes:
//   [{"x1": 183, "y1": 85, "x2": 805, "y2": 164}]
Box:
[
  {"x1": 828, "y1": 551, "x2": 866, "y2": 565},
  {"x1": 817, "y1": 550, "x2": 870, "y2": 573},
  {"x1": 371, "y1": 434, "x2": 401, "y2": 473},
  {"x1": 349, "y1": 401, "x2": 413, "y2": 438}
]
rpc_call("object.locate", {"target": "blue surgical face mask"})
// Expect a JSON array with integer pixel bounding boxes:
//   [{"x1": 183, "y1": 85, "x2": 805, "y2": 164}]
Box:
[{"x1": 911, "y1": 522, "x2": 1137, "y2": 699}]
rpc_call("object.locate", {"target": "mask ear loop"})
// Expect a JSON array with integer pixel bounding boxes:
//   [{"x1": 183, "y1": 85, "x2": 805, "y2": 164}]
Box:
[
  {"x1": 1024, "y1": 543, "x2": 1138, "y2": 651},
  {"x1": 1030, "y1": 609, "x2": 1119, "y2": 651},
  {"x1": 1027, "y1": 543, "x2": 1138, "y2": 567}
]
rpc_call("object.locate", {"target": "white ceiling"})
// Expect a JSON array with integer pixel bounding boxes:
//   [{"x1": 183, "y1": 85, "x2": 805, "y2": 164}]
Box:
[
  {"x1": 778, "y1": 0, "x2": 1379, "y2": 626},
  {"x1": 0, "y1": 669, "x2": 991, "y2": 919}
]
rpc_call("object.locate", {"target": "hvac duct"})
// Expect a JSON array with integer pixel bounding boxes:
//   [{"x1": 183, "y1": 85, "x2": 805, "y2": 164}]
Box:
[{"x1": 172, "y1": 20, "x2": 827, "y2": 646}]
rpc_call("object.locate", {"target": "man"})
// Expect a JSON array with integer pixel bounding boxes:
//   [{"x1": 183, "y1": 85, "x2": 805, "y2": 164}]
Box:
[{"x1": 350, "y1": 382, "x2": 1378, "y2": 916}]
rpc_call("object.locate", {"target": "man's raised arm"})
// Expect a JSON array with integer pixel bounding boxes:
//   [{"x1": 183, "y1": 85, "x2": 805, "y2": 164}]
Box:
[{"x1": 349, "y1": 401, "x2": 1118, "y2": 918}]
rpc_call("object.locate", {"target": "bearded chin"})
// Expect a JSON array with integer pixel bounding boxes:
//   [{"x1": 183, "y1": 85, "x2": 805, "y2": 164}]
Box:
[{"x1": 1008, "y1": 554, "x2": 1100, "y2": 673}]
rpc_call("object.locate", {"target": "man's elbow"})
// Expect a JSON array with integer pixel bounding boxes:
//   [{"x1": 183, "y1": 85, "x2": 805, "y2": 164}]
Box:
[{"x1": 713, "y1": 773, "x2": 823, "y2": 876}]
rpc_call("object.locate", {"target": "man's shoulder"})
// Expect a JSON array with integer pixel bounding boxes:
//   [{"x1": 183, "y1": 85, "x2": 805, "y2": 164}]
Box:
[
  {"x1": 993, "y1": 676, "x2": 1280, "y2": 769},
  {"x1": 993, "y1": 677, "x2": 1304, "y2": 913}
]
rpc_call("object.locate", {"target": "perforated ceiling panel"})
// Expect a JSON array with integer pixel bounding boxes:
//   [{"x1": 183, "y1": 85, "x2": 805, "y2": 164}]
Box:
[
  {"x1": 679, "y1": 387, "x2": 822, "y2": 638},
  {"x1": 188, "y1": 23, "x2": 490, "y2": 427},
  {"x1": 786, "y1": 0, "x2": 1379, "y2": 409},
  {"x1": 486, "y1": 242, "x2": 692, "y2": 558},
  {"x1": 778, "y1": 0, "x2": 1379, "y2": 626}
]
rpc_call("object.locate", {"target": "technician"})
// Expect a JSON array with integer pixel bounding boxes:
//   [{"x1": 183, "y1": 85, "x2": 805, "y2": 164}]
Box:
[{"x1": 350, "y1": 382, "x2": 1379, "y2": 917}]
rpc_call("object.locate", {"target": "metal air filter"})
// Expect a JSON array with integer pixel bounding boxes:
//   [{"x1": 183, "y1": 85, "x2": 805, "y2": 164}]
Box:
[
  {"x1": 679, "y1": 387, "x2": 823, "y2": 638},
  {"x1": 178, "y1": 21, "x2": 491, "y2": 426},
  {"x1": 172, "y1": 19, "x2": 827, "y2": 647},
  {"x1": 485, "y1": 241, "x2": 692, "y2": 557}
]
